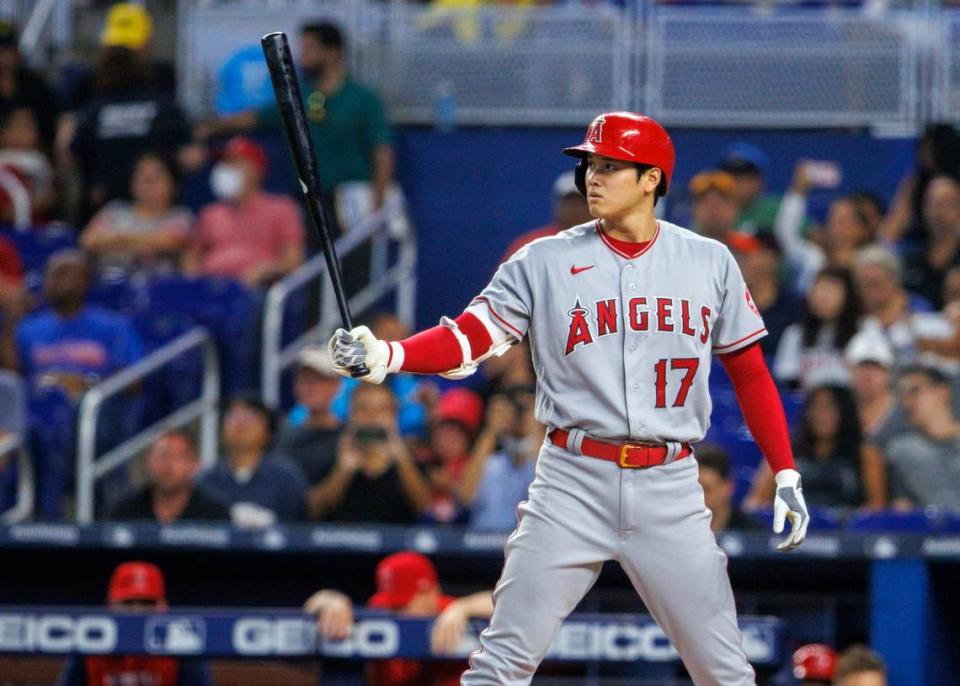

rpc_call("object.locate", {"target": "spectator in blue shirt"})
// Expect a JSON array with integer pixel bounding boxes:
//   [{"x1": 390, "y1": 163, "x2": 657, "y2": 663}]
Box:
[
  {"x1": 460, "y1": 386, "x2": 542, "y2": 531},
  {"x1": 16, "y1": 249, "x2": 143, "y2": 400},
  {"x1": 200, "y1": 394, "x2": 308, "y2": 525},
  {"x1": 15, "y1": 249, "x2": 144, "y2": 518}
]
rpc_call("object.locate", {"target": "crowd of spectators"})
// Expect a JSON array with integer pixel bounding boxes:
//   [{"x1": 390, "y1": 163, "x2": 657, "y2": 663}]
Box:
[
  {"x1": 0, "y1": 6, "x2": 392, "y2": 520},
  {"x1": 0, "y1": 2, "x2": 959, "y2": 539}
]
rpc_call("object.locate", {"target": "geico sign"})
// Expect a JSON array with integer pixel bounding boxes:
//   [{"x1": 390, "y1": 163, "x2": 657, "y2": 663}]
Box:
[
  {"x1": 0, "y1": 614, "x2": 117, "y2": 653},
  {"x1": 233, "y1": 618, "x2": 398, "y2": 657},
  {"x1": 545, "y1": 622, "x2": 678, "y2": 662}
]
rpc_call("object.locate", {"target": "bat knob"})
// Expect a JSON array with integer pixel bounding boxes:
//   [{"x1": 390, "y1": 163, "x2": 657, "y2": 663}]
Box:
[{"x1": 349, "y1": 363, "x2": 371, "y2": 379}]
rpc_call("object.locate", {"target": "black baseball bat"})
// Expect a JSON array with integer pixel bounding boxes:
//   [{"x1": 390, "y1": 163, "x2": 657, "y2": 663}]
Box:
[{"x1": 261, "y1": 31, "x2": 369, "y2": 378}]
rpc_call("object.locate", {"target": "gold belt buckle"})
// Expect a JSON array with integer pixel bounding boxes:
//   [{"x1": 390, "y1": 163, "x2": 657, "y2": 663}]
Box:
[{"x1": 618, "y1": 443, "x2": 649, "y2": 468}]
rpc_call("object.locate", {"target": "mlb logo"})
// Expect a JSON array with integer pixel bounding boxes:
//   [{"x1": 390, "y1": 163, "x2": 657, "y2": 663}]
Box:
[{"x1": 145, "y1": 617, "x2": 206, "y2": 655}]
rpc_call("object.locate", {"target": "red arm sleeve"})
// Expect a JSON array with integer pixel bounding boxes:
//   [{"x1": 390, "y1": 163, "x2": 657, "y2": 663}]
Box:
[
  {"x1": 718, "y1": 342, "x2": 796, "y2": 473},
  {"x1": 398, "y1": 312, "x2": 494, "y2": 374}
]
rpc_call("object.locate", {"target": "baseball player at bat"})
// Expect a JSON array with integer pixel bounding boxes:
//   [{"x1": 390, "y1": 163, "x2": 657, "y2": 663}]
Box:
[{"x1": 329, "y1": 112, "x2": 809, "y2": 685}]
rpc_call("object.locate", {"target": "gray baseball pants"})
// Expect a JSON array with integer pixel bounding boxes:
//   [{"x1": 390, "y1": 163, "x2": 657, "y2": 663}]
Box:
[{"x1": 462, "y1": 440, "x2": 756, "y2": 685}]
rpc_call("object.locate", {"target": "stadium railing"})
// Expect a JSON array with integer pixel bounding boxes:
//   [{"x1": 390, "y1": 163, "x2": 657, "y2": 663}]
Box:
[
  {"x1": 178, "y1": 0, "x2": 959, "y2": 129},
  {"x1": 74, "y1": 327, "x2": 220, "y2": 524},
  {"x1": 260, "y1": 193, "x2": 417, "y2": 409},
  {"x1": 0, "y1": 370, "x2": 31, "y2": 523},
  {"x1": 0, "y1": 168, "x2": 31, "y2": 231}
]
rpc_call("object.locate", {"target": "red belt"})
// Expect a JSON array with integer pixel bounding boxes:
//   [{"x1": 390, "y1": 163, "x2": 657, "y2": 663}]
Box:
[{"x1": 549, "y1": 429, "x2": 692, "y2": 469}]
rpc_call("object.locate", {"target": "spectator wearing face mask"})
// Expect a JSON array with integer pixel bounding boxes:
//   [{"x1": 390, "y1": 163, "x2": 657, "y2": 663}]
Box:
[{"x1": 183, "y1": 136, "x2": 304, "y2": 288}]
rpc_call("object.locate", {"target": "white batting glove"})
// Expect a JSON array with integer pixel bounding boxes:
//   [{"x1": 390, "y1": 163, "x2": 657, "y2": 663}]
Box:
[
  {"x1": 327, "y1": 325, "x2": 393, "y2": 384},
  {"x1": 773, "y1": 468, "x2": 809, "y2": 552}
]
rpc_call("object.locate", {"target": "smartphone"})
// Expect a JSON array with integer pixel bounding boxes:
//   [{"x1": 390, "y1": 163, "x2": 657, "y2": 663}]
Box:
[
  {"x1": 803, "y1": 160, "x2": 842, "y2": 189},
  {"x1": 353, "y1": 425, "x2": 388, "y2": 445}
]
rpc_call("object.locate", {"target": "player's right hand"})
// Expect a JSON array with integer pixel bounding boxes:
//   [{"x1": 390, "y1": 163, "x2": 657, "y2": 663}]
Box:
[
  {"x1": 304, "y1": 590, "x2": 355, "y2": 642},
  {"x1": 773, "y1": 468, "x2": 809, "y2": 552},
  {"x1": 328, "y1": 325, "x2": 390, "y2": 384}
]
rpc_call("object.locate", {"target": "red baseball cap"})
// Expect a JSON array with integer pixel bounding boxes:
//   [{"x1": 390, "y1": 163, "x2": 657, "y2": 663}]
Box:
[
  {"x1": 368, "y1": 552, "x2": 438, "y2": 610},
  {"x1": 792, "y1": 643, "x2": 838, "y2": 681},
  {"x1": 434, "y1": 388, "x2": 484, "y2": 434},
  {"x1": 108, "y1": 561, "x2": 166, "y2": 603},
  {"x1": 222, "y1": 136, "x2": 269, "y2": 175}
]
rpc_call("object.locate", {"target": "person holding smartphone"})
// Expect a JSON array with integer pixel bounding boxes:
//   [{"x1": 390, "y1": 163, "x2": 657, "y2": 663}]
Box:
[{"x1": 307, "y1": 383, "x2": 432, "y2": 523}]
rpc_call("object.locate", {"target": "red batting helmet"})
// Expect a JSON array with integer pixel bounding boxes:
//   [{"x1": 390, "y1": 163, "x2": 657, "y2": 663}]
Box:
[
  {"x1": 792, "y1": 643, "x2": 838, "y2": 681},
  {"x1": 563, "y1": 112, "x2": 676, "y2": 196}
]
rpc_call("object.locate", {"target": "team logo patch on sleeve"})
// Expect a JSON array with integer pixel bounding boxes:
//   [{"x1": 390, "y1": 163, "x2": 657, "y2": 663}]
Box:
[{"x1": 745, "y1": 288, "x2": 760, "y2": 316}]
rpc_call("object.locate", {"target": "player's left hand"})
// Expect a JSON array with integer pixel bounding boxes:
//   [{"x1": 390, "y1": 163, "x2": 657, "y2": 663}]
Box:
[
  {"x1": 327, "y1": 325, "x2": 390, "y2": 384},
  {"x1": 773, "y1": 468, "x2": 809, "y2": 552},
  {"x1": 430, "y1": 600, "x2": 468, "y2": 655}
]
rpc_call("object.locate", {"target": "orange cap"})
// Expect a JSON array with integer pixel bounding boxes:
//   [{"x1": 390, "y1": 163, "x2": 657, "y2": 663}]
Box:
[{"x1": 689, "y1": 170, "x2": 737, "y2": 199}]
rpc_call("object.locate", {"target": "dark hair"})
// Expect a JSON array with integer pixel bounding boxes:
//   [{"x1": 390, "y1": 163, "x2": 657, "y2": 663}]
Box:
[
  {"x1": 94, "y1": 46, "x2": 149, "y2": 94},
  {"x1": 636, "y1": 163, "x2": 668, "y2": 205},
  {"x1": 302, "y1": 21, "x2": 345, "y2": 50},
  {"x1": 800, "y1": 267, "x2": 861, "y2": 349},
  {"x1": 848, "y1": 190, "x2": 886, "y2": 219},
  {"x1": 695, "y1": 444, "x2": 731, "y2": 480},
  {"x1": 157, "y1": 428, "x2": 198, "y2": 454},
  {"x1": 130, "y1": 151, "x2": 180, "y2": 200},
  {"x1": 898, "y1": 364, "x2": 951, "y2": 388},
  {"x1": 0, "y1": 102, "x2": 34, "y2": 131},
  {"x1": 834, "y1": 195, "x2": 873, "y2": 237},
  {"x1": 350, "y1": 382, "x2": 398, "y2": 413},
  {"x1": 834, "y1": 644, "x2": 886, "y2": 679},
  {"x1": 913, "y1": 124, "x2": 960, "y2": 229},
  {"x1": 793, "y1": 384, "x2": 862, "y2": 460},
  {"x1": 224, "y1": 393, "x2": 276, "y2": 435},
  {"x1": 919, "y1": 123, "x2": 960, "y2": 177}
]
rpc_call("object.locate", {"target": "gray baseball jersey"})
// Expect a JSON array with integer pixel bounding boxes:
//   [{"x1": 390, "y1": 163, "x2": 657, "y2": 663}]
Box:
[
  {"x1": 461, "y1": 220, "x2": 765, "y2": 686},
  {"x1": 471, "y1": 219, "x2": 767, "y2": 443}
]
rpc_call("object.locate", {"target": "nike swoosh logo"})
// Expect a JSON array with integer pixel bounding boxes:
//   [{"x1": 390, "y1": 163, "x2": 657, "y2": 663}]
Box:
[{"x1": 570, "y1": 265, "x2": 595, "y2": 275}]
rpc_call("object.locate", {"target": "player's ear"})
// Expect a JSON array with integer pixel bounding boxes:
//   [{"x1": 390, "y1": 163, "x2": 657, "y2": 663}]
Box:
[{"x1": 637, "y1": 166, "x2": 661, "y2": 193}]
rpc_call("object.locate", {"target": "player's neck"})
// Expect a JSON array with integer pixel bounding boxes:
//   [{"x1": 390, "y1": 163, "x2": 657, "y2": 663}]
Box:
[{"x1": 600, "y1": 212, "x2": 658, "y2": 243}]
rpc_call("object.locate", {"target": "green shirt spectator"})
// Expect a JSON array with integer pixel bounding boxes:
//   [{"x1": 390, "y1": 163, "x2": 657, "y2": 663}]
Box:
[
  {"x1": 736, "y1": 195, "x2": 782, "y2": 236},
  {"x1": 198, "y1": 21, "x2": 396, "y2": 212},
  {"x1": 719, "y1": 142, "x2": 781, "y2": 235},
  {"x1": 256, "y1": 75, "x2": 392, "y2": 193}
]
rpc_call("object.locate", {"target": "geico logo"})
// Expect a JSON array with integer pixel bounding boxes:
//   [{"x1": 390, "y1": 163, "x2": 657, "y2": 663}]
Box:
[
  {"x1": 319, "y1": 620, "x2": 399, "y2": 658},
  {"x1": 546, "y1": 623, "x2": 677, "y2": 662},
  {"x1": 0, "y1": 615, "x2": 117, "y2": 653},
  {"x1": 232, "y1": 618, "x2": 316, "y2": 656}
]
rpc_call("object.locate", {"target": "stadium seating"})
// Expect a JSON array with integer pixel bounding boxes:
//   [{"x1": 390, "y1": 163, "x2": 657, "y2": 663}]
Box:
[
  {"x1": 0, "y1": 225, "x2": 77, "y2": 293},
  {"x1": 144, "y1": 276, "x2": 257, "y2": 395}
]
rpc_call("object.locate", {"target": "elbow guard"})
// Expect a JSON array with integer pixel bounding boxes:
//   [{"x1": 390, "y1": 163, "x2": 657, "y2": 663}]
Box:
[{"x1": 438, "y1": 315, "x2": 512, "y2": 380}]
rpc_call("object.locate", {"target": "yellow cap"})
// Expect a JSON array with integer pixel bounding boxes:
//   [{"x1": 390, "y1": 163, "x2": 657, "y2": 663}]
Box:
[{"x1": 101, "y1": 3, "x2": 152, "y2": 49}]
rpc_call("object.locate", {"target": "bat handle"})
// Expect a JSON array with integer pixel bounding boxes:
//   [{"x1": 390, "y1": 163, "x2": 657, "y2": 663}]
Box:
[{"x1": 349, "y1": 363, "x2": 371, "y2": 379}]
